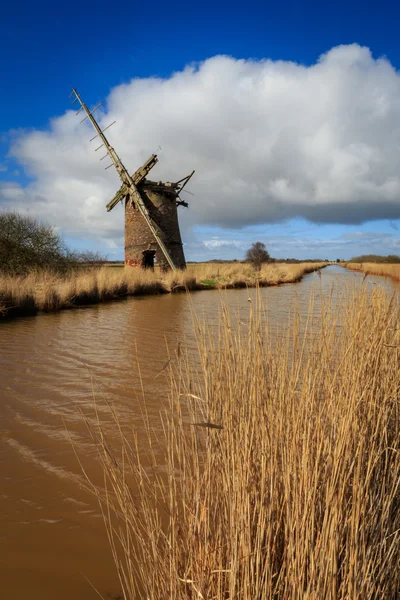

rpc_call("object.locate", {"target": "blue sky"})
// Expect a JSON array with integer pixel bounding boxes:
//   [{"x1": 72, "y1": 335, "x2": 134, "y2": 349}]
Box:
[{"x1": 2, "y1": 0, "x2": 400, "y2": 260}]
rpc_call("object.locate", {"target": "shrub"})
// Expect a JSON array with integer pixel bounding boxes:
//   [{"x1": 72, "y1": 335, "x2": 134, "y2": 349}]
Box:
[{"x1": 0, "y1": 212, "x2": 71, "y2": 275}]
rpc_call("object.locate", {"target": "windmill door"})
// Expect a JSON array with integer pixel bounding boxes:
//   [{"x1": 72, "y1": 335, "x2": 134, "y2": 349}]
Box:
[{"x1": 142, "y1": 250, "x2": 156, "y2": 270}]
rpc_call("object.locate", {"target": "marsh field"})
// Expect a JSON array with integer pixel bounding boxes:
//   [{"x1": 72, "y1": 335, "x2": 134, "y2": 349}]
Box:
[
  {"x1": 1, "y1": 265, "x2": 400, "y2": 599},
  {"x1": 0, "y1": 261, "x2": 326, "y2": 318},
  {"x1": 345, "y1": 261, "x2": 400, "y2": 281}
]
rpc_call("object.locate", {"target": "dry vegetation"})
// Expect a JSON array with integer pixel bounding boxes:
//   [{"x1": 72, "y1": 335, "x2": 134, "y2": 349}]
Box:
[
  {"x1": 345, "y1": 262, "x2": 400, "y2": 281},
  {"x1": 0, "y1": 262, "x2": 326, "y2": 318},
  {"x1": 84, "y1": 283, "x2": 400, "y2": 599}
]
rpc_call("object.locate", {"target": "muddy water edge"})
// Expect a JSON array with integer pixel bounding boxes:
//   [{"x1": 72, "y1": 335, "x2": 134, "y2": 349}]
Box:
[{"x1": 1, "y1": 265, "x2": 399, "y2": 600}]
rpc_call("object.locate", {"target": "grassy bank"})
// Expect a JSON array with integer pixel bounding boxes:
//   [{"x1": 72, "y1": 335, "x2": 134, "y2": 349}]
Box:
[
  {"x1": 85, "y1": 283, "x2": 400, "y2": 599},
  {"x1": 345, "y1": 261, "x2": 400, "y2": 281},
  {"x1": 0, "y1": 262, "x2": 326, "y2": 319}
]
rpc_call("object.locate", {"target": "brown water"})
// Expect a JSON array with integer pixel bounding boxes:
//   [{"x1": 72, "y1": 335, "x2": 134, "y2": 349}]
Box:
[{"x1": 1, "y1": 266, "x2": 398, "y2": 600}]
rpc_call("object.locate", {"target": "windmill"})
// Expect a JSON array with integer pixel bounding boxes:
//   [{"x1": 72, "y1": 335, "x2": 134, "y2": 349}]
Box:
[{"x1": 69, "y1": 89, "x2": 194, "y2": 270}]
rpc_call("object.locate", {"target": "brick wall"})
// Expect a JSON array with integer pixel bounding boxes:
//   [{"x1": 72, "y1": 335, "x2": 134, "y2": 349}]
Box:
[{"x1": 125, "y1": 184, "x2": 186, "y2": 270}]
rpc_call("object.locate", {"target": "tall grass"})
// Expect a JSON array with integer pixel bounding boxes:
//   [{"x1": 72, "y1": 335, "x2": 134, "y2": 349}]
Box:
[
  {"x1": 346, "y1": 262, "x2": 400, "y2": 281},
  {"x1": 0, "y1": 262, "x2": 326, "y2": 319},
  {"x1": 83, "y1": 283, "x2": 400, "y2": 599}
]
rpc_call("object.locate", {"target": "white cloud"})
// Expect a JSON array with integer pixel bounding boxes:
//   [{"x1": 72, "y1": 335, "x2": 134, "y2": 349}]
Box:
[
  {"x1": 2, "y1": 44, "x2": 400, "y2": 248},
  {"x1": 203, "y1": 239, "x2": 247, "y2": 249}
]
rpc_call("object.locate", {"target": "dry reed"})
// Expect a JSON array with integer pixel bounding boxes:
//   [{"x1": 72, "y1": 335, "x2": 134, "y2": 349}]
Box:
[
  {"x1": 346, "y1": 262, "x2": 400, "y2": 282},
  {"x1": 83, "y1": 282, "x2": 400, "y2": 599},
  {"x1": 0, "y1": 262, "x2": 326, "y2": 319}
]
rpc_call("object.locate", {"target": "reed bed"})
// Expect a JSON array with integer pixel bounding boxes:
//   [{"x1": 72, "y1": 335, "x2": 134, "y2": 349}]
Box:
[
  {"x1": 83, "y1": 283, "x2": 400, "y2": 599},
  {"x1": 346, "y1": 262, "x2": 400, "y2": 281},
  {"x1": 0, "y1": 262, "x2": 325, "y2": 319}
]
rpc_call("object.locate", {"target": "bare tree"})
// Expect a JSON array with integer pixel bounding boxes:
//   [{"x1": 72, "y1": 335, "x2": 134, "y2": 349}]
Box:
[
  {"x1": 0, "y1": 212, "x2": 109, "y2": 277},
  {"x1": 70, "y1": 250, "x2": 107, "y2": 266},
  {"x1": 246, "y1": 241, "x2": 270, "y2": 270},
  {"x1": 0, "y1": 212, "x2": 71, "y2": 275}
]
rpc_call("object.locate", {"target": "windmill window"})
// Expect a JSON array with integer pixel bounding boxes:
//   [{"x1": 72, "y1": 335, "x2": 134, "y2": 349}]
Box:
[{"x1": 142, "y1": 250, "x2": 156, "y2": 269}]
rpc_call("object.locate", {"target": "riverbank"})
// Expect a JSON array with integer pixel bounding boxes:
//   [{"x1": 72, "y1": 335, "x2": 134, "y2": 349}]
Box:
[
  {"x1": 0, "y1": 262, "x2": 327, "y2": 319},
  {"x1": 345, "y1": 261, "x2": 400, "y2": 281}
]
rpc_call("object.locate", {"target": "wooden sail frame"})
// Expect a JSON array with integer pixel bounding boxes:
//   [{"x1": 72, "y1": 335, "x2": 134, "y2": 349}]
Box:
[{"x1": 70, "y1": 89, "x2": 177, "y2": 270}]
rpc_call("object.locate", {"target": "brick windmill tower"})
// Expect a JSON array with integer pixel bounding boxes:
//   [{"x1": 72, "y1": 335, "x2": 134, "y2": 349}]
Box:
[{"x1": 70, "y1": 89, "x2": 194, "y2": 270}]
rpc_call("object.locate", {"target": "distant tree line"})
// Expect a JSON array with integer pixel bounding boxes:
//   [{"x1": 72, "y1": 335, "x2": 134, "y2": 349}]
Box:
[
  {"x1": 0, "y1": 212, "x2": 106, "y2": 276},
  {"x1": 189, "y1": 255, "x2": 330, "y2": 266},
  {"x1": 350, "y1": 254, "x2": 400, "y2": 264}
]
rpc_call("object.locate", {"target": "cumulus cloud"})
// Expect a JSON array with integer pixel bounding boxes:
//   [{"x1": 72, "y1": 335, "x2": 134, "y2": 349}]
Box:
[{"x1": 2, "y1": 44, "x2": 400, "y2": 247}]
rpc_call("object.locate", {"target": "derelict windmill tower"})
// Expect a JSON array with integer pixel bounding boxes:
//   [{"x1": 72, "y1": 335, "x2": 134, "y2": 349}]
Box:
[{"x1": 69, "y1": 89, "x2": 194, "y2": 270}]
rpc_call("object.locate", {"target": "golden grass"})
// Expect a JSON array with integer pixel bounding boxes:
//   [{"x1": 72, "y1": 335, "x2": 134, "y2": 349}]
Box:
[
  {"x1": 0, "y1": 262, "x2": 326, "y2": 318},
  {"x1": 345, "y1": 262, "x2": 400, "y2": 281},
  {"x1": 165, "y1": 262, "x2": 325, "y2": 289},
  {"x1": 82, "y1": 282, "x2": 400, "y2": 599}
]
